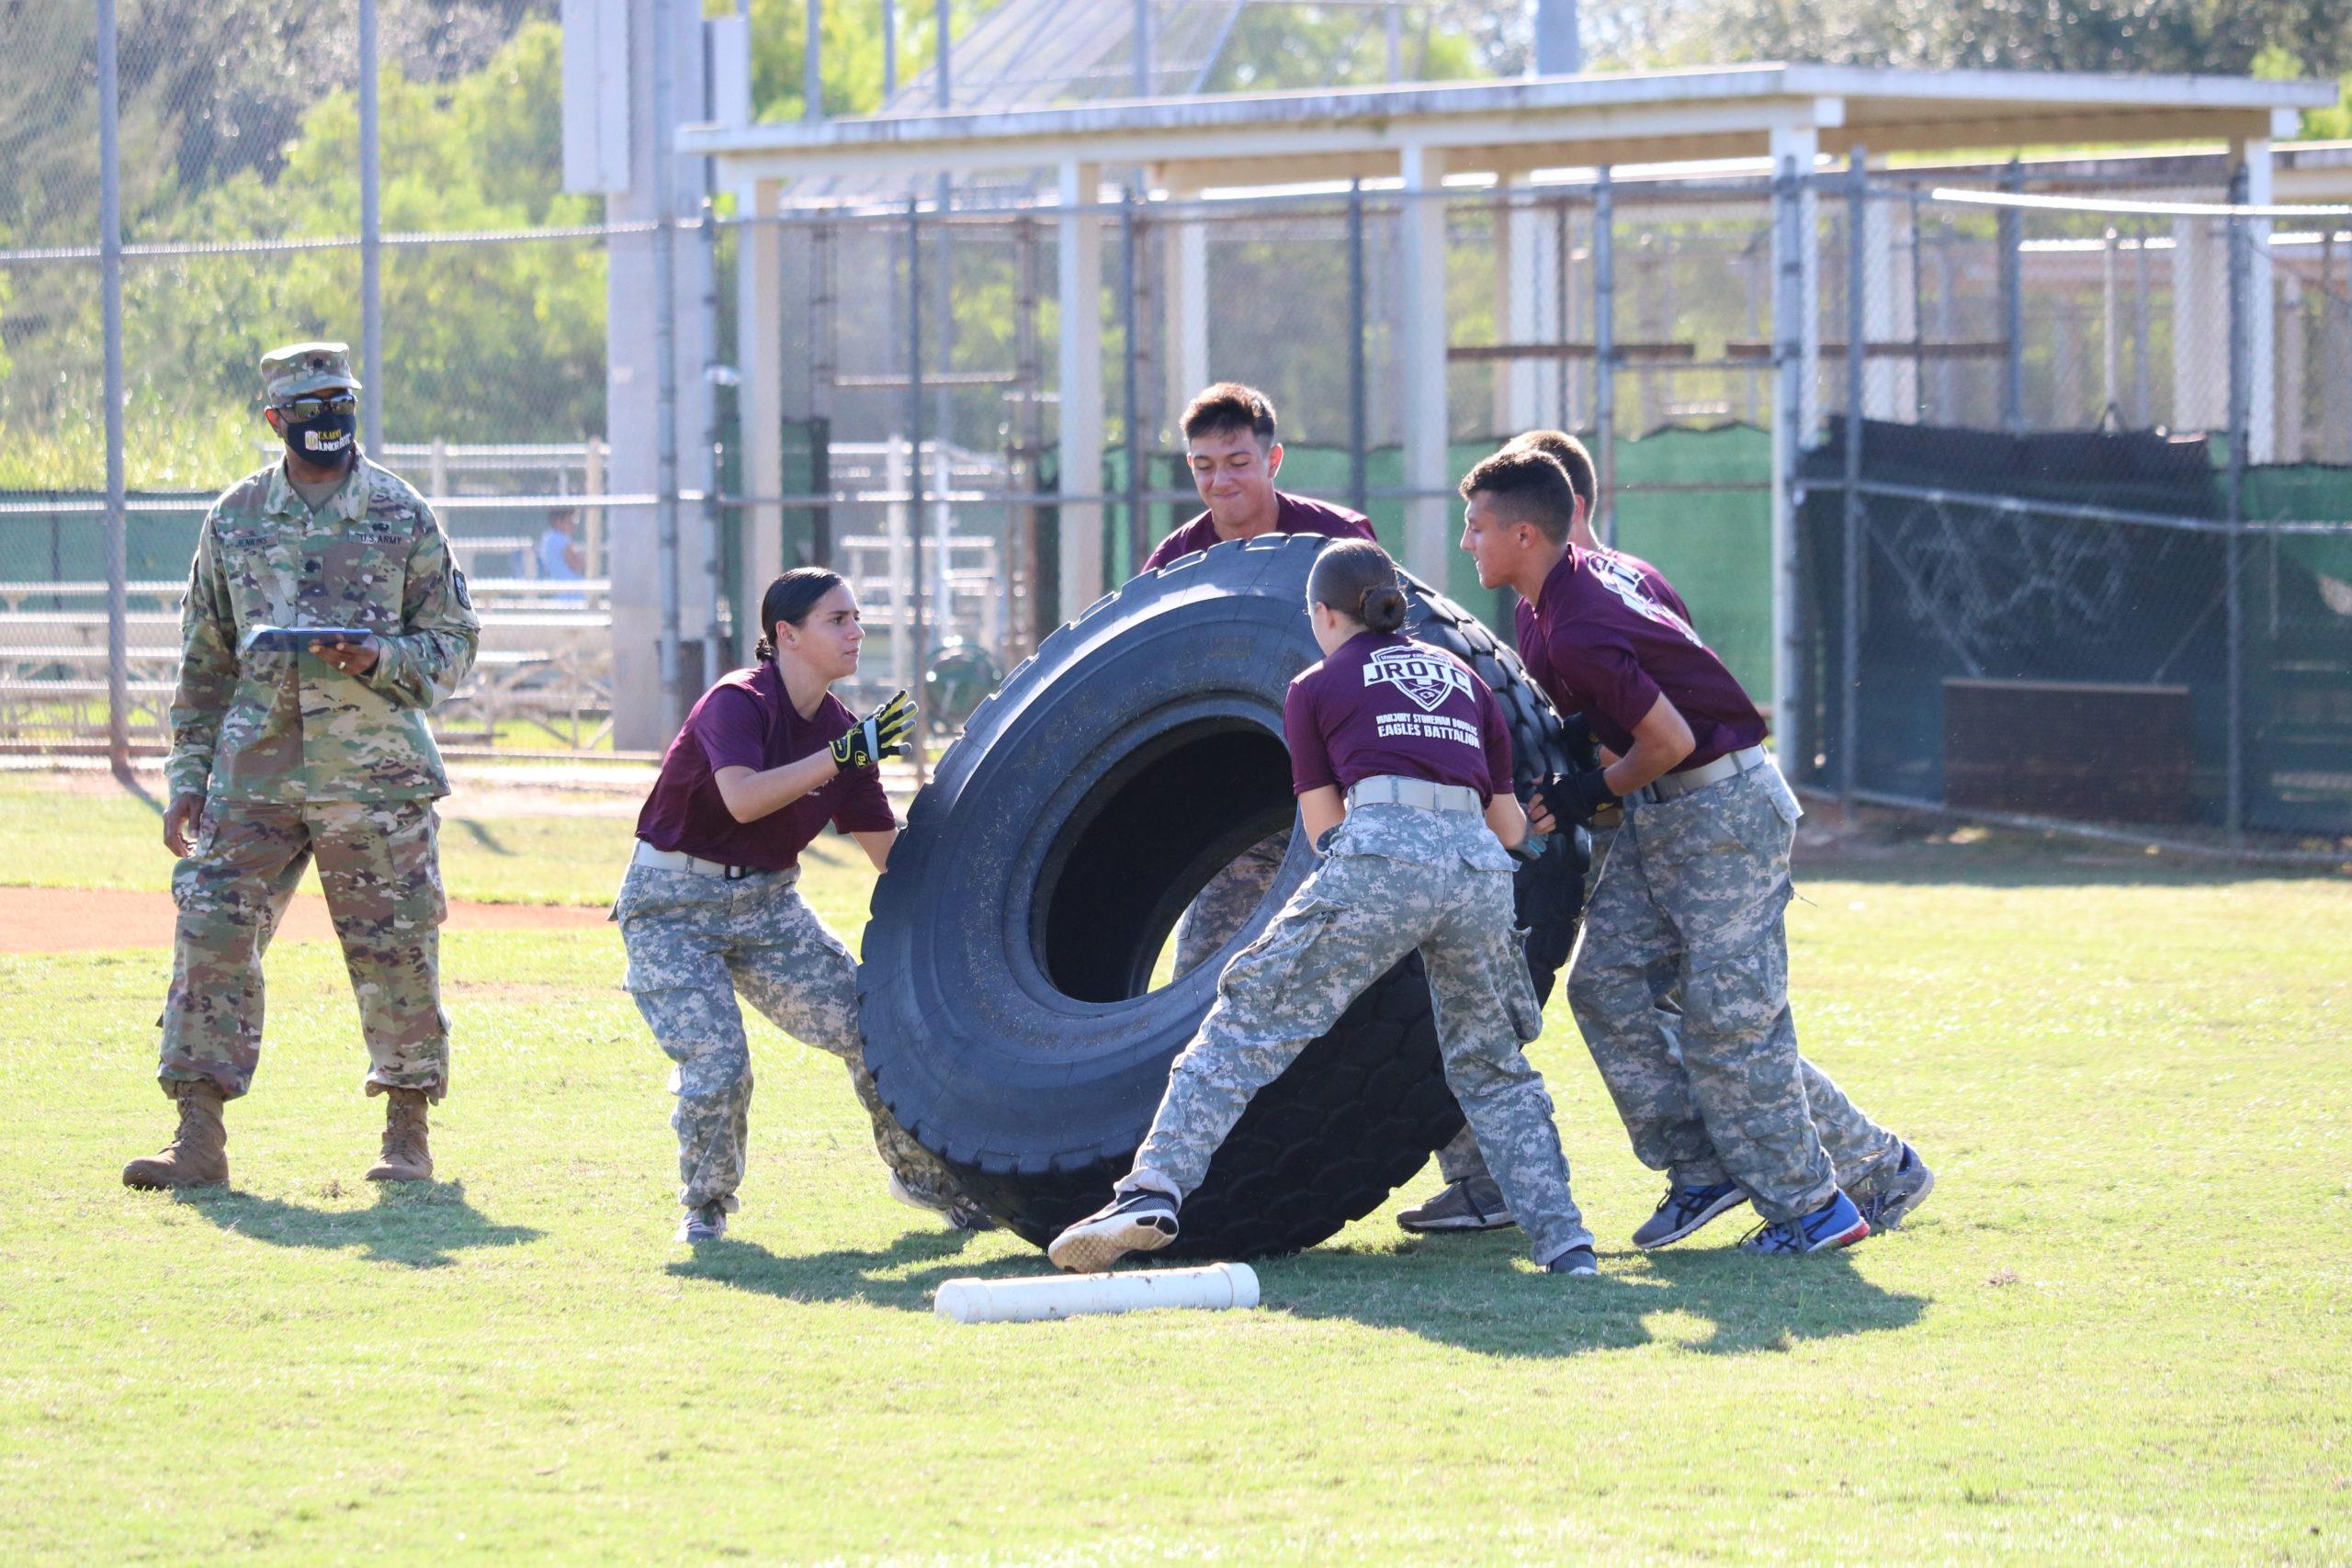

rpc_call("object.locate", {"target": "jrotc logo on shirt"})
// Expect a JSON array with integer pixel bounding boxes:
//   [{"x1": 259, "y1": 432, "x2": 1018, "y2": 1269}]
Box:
[
  {"x1": 1363, "y1": 646, "x2": 1472, "y2": 712},
  {"x1": 1590, "y1": 554, "x2": 1703, "y2": 647}
]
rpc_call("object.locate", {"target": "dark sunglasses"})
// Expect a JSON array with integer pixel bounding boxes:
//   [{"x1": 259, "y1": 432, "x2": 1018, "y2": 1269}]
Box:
[{"x1": 274, "y1": 394, "x2": 357, "y2": 422}]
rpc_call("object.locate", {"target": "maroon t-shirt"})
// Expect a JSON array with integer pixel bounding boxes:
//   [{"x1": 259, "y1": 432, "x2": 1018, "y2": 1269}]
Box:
[
  {"x1": 1517, "y1": 547, "x2": 1766, "y2": 769},
  {"x1": 1140, "y1": 491, "x2": 1375, "y2": 573},
  {"x1": 1511, "y1": 545, "x2": 1690, "y2": 682},
  {"x1": 1285, "y1": 631, "x2": 1514, "y2": 804},
  {"x1": 634, "y1": 660, "x2": 897, "y2": 872}
]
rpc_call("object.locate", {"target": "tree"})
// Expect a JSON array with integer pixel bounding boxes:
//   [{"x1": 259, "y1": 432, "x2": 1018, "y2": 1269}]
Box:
[{"x1": 0, "y1": 17, "x2": 598, "y2": 487}]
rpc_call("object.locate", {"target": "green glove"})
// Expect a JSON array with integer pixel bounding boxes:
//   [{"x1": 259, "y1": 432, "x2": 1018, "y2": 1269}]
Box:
[{"x1": 832, "y1": 690, "x2": 916, "y2": 771}]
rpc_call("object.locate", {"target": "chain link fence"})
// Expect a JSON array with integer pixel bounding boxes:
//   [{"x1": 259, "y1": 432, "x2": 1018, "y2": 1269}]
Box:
[
  {"x1": 1796, "y1": 171, "x2": 2352, "y2": 843},
  {"x1": 6, "y1": 6, "x2": 2348, "y2": 842}
]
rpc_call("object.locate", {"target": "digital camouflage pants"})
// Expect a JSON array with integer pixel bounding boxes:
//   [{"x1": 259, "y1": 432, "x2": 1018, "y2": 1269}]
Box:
[
  {"x1": 1566, "y1": 765, "x2": 1901, "y2": 1224},
  {"x1": 1170, "y1": 829, "x2": 1290, "y2": 979},
  {"x1": 615, "y1": 861, "x2": 965, "y2": 1213},
  {"x1": 159, "y1": 798, "x2": 450, "y2": 1102},
  {"x1": 1125, "y1": 803, "x2": 1593, "y2": 1266}
]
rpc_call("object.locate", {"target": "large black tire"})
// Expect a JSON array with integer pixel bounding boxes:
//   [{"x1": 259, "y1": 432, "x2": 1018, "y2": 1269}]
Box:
[{"x1": 859, "y1": 534, "x2": 1587, "y2": 1258}]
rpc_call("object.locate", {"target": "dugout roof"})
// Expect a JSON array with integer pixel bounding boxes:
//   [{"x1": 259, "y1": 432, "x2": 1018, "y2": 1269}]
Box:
[{"x1": 681, "y1": 62, "x2": 2335, "y2": 192}]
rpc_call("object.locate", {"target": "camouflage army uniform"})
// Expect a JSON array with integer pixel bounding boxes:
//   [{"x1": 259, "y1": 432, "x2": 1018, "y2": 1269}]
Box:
[
  {"x1": 1124, "y1": 801, "x2": 1593, "y2": 1266},
  {"x1": 614, "y1": 862, "x2": 967, "y2": 1213},
  {"x1": 160, "y1": 457, "x2": 479, "y2": 1102},
  {"x1": 1170, "y1": 829, "x2": 1291, "y2": 977},
  {"x1": 1566, "y1": 763, "x2": 1901, "y2": 1224},
  {"x1": 1437, "y1": 812, "x2": 1902, "y2": 1202}
]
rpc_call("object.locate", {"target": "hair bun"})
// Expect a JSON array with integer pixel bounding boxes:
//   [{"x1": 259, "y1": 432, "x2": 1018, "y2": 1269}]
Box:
[{"x1": 1360, "y1": 584, "x2": 1408, "y2": 633}]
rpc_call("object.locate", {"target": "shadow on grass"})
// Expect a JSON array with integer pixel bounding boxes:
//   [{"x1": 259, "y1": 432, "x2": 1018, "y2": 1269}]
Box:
[
  {"x1": 1255, "y1": 1227, "x2": 1930, "y2": 1359},
  {"x1": 666, "y1": 1224, "x2": 1927, "y2": 1359},
  {"x1": 175, "y1": 1179, "x2": 542, "y2": 1268},
  {"x1": 1795, "y1": 851, "x2": 2343, "y2": 890},
  {"x1": 451, "y1": 818, "x2": 514, "y2": 855},
  {"x1": 665, "y1": 1226, "x2": 1002, "y2": 1307}
]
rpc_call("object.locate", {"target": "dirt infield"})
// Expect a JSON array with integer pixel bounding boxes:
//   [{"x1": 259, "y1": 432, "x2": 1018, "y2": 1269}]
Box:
[{"x1": 0, "y1": 886, "x2": 608, "y2": 954}]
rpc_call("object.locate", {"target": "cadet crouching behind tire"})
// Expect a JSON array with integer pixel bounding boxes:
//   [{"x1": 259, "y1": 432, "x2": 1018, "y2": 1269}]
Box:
[
  {"x1": 1049, "y1": 540, "x2": 1599, "y2": 1278},
  {"x1": 616, "y1": 568, "x2": 988, "y2": 1245}
]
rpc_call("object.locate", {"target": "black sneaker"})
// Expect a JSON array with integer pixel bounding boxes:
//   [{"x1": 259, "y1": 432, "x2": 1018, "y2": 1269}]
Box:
[
  {"x1": 1629, "y1": 1180, "x2": 1748, "y2": 1249},
  {"x1": 1396, "y1": 1177, "x2": 1518, "y2": 1234},
  {"x1": 1544, "y1": 1245, "x2": 1599, "y2": 1276},
  {"x1": 1736, "y1": 1190, "x2": 1871, "y2": 1256},
  {"x1": 1850, "y1": 1143, "x2": 1935, "y2": 1231},
  {"x1": 1046, "y1": 1189, "x2": 1180, "y2": 1273},
  {"x1": 676, "y1": 1199, "x2": 729, "y2": 1243}
]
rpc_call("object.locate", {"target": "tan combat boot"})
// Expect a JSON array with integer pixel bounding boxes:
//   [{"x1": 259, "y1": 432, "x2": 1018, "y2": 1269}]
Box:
[
  {"x1": 364, "y1": 1088, "x2": 434, "y2": 1182},
  {"x1": 121, "y1": 1080, "x2": 230, "y2": 1190}
]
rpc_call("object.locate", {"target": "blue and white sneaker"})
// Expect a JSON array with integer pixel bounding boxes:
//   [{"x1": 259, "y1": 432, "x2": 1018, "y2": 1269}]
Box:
[
  {"x1": 676, "y1": 1199, "x2": 729, "y2": 1244},
  {"x1": 1544, "y1": 1245, "x2": 1599, "y2": 1276},
  {"x1": 1046, "y1": 1189, "x2": 1180, "y2": 1273},
  {"x1": 1850, "y1": 1143, "x2": 1935, "y2": 1231},
  {"x1": 1630, "y1": 1180, "x2": 1749, "y2": 1248},
  {"x1": 1736, "y1": 1190, "x2": 1871, "y2": 1256}
]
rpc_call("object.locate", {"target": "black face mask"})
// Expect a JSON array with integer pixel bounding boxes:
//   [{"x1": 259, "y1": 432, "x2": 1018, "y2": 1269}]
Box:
[{"x1": 278, "y1": 405, "x2": 356, "y2": 463}]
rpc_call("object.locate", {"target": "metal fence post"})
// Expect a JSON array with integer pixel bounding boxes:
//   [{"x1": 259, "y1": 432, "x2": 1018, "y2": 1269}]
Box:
[
  {"x1": 360, "y1": 0, "x2": 383, "y2": 453},
  {"x1": 699, "y1": 197, "x2": 726, "y2": 682},
  {"x1": 1593, "y1": 165, "x2": 1616, "y2": 544},
  {"x1": 1841, "y1": 148, "x2": 1867, "y2": 804},
  {"x1": 98, "y1": 0, "x2": 128, "y2": 782},
  {"x1": 1121, "y1": 186, "x2": 1145, "y2": 573},
  {"x1": 651, "y1": 0, "x2": 684, "y2": 730},
  {"x1": 2000, "y1": 158, "x2": 2024, "y2": 432},
  {"x1": 1770, "y1": 148, "x2": 1808, "y2": 775},
  {"x1": 1012, "y1": 211, "x2": 1042, "y2": 656},
  {"x1": 935, "y1": 0, "x2": 952, "y2": 108},
  {"x1": 1347, "y1": 180, "x2": 1369, "y2": 516},
  {"x1": 2224, "y1": 164, "x2": 2251, "y2": 844},
  {"x1": 907, "y1": 196, "x2": 929, "y2": 780},
  {"x1": 804, "y1": 0, "x2": 823, "y2": 121}
]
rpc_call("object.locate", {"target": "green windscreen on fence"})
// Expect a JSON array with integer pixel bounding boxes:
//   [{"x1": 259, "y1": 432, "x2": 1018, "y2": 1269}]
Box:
[
  {"x1": 1098, "y1": 432, "x2": 1777, "y2": 703},
  {"x1": 1800, "y1": 423, "x2": 2352, "y2": 836},
  {"x1": 1608, "y1": 424, "x2": 1775, "y2": 705}
]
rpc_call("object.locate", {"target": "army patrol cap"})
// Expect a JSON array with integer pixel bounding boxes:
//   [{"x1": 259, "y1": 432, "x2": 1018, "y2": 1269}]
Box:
[{"x1": 259, "y1": 342, "x2": 363, "y2": 402}]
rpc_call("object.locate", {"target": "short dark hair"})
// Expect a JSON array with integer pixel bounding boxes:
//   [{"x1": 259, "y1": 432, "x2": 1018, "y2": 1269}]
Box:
[
  {"x1": 1181, "y1": 382, "x2": 1277, "y2": 447},
  {"x1": 1458, "y1": 447, "x2": 1577, "y2": 546},
  {"x1": 1306, "y1": 538, "x2": 1408, "y2": 635},
  {"x1": 755, "y1": 568, "x2": 847, "y2": 660},
  {"x1": 1503, "y1": 429, "x2": 1596, "y2": 520}
]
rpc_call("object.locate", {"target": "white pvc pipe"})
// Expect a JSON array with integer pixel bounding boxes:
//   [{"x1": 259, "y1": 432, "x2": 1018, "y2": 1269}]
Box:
[{"x1": 933, "y1": 1262, "x2": 1259, "y2": 1325}]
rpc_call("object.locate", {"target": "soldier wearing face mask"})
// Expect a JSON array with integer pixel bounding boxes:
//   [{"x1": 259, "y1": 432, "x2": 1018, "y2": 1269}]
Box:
[{"x1": 121, "y1": 342, "x2": 480, "y2": 1194}]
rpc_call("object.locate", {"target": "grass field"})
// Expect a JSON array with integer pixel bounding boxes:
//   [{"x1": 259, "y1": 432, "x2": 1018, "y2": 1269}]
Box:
[{"x1": 2, "y1": 773, "x2": 2348, "y2": 1565}]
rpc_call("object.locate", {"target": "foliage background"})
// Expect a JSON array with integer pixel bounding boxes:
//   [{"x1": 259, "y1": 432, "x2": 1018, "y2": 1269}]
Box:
[{"x1": 4, "y1": 0, "x2": 2350, "y2": 489}]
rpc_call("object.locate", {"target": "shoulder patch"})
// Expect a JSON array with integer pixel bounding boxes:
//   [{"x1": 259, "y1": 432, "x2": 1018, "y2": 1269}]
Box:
[{"x1": 452, "y1": 569, "x2": 472, "y2": 610}]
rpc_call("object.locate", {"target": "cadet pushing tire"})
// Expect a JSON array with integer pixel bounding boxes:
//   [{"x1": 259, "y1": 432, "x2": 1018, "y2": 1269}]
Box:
[{"x1": 857, "y1": 533, "x2": 1589, "y2": 1258}]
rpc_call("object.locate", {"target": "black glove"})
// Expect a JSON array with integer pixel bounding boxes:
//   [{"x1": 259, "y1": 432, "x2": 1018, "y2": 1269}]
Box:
[
  {"x1": 831, "y1": 690, "x2": 916, "y2": 771},
  {"x1": 1532, "y1": 768, "x2": 1620, "y2": 829}
]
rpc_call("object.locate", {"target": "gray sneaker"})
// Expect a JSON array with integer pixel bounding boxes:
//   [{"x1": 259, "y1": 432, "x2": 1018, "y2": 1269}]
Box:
[
  {"x1": 1629, "y1": 1180, "x2": 1748, "y2": 1249},
  {"x1": 1396, "y1": 1177, "x2": 1518, "y2": 1234},
  {"x1": 1851, "y1": 1142, "x2": 1935, "y2": 1230},
  {"x1": 1544, "y1": 1244, "x2": 1599, "y2": 1276},
  {"x1": 888, "y1": 1173, "x2": 998, "y2": 1232},
  {"x1": 676, "y1": 1199, "x2": 729, "y2": 1243}
]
